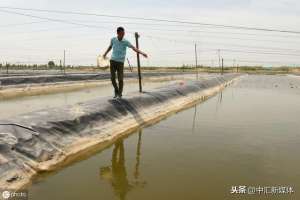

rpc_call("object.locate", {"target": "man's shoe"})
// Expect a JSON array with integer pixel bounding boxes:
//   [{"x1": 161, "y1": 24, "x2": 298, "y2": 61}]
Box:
[{"x1": 118, "y1": 94, "x2": 122, "y2": 99}]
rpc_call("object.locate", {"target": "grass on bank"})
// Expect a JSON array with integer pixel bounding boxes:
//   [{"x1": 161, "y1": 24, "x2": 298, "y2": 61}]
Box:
[{"x1": 0, "y1": 63, "x2": 299, "y2": 75}]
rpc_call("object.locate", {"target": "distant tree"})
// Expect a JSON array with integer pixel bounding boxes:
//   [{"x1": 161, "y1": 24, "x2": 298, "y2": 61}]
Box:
[{"x1": 48, "y1": 61, "x2": 55, "y2": 68}]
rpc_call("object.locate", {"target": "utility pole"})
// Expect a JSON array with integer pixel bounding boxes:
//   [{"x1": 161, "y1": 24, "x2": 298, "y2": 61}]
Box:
[
  {"x1": 195, "y1": 43, "x2": 198, "y2": 79},
  {"x1": 221, "y1": 58, "x2": 224, "y2": 75},
  {"x1": 6, "y1": 62, "x2": 8, "y2": 75},
  {"x1": 233, "y1": 59, "x2": 236, "y2": 73},
  {"x1": 63, "y1": 50, "x2": 66, "y2": 75},
  {"x1": 135, "y1": 32, "x2": 142, "y2": 93},
  {"x1": 218, "y1": 49, "x2": 221, "y2": 68},
  {"x1": 60, "y1": 59, "x2": 62, "y2": 73}
]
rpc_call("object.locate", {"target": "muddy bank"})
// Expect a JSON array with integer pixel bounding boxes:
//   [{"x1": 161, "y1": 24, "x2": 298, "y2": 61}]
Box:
[{"x1": 0, "y1": 74, "x2": 239, "y2": 190}]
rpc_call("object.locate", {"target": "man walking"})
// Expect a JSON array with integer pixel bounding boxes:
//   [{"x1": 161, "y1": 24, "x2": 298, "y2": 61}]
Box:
[{"x1": 103, "y1": 27, "x2": 148, "y2": 98}]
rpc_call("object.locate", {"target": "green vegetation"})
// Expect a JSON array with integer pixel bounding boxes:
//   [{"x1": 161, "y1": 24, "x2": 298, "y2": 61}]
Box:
[
  {"x1": 0, "y1": 63, "x2": 299, "y2": 75},
  {"x1": 48, "y1": 61, "x2": 56, "y2": 68}
]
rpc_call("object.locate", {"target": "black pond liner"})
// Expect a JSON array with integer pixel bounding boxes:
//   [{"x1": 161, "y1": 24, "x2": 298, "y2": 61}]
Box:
[{"x1": 0, "y1": 74, "x2": 239, "y2": 189}]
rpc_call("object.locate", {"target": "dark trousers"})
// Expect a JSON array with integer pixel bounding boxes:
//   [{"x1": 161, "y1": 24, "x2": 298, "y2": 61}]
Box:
[{"x1": 110, "y1": 60, "x2": 124, "y2": 95}]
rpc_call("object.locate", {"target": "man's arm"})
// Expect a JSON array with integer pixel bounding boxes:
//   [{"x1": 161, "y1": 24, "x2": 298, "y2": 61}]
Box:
[
  {"x1": 103, "y1": 44, "x2": 112, "y2": 59},
  {"x1": 130, "y1": 46, "x2": 148, "y2": 58}
]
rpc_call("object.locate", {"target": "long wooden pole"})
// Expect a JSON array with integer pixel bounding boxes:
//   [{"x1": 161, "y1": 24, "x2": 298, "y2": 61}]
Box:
[{"x1": 135, "y1": 32, "x2": 142, "y2": 93}]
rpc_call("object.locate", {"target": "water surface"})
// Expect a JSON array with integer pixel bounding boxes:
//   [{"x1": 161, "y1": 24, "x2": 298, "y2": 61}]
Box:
[{"x1": 29, "y1": 75, "x2": 300, "y2": 200}]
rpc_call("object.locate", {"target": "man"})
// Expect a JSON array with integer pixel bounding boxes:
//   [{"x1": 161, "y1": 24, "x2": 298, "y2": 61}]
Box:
[{"x1": 103, "y1": 27, "x2": 148, "y2": 98}]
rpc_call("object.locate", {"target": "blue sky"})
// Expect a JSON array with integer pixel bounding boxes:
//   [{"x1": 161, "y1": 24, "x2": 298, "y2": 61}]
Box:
[{"x1": 0, "y1": 0, "x2": 300, "y2": 67}]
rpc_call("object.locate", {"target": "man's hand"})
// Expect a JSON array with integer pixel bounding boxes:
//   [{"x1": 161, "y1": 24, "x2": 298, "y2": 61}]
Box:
[
  {"x1": 103, "y1": 45, "x2": 112, "y2": 60},
  {"x1": 132, "y1": 47, "x2": 148, "y2": 58},
  {"x1": 142, "y1": 53, "x2": 148, "y2": 58}
]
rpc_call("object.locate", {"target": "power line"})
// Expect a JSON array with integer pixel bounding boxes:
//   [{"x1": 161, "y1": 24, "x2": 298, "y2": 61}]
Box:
[
  {"x1": 143, "y1": 35, "x2": 300, "y2": 53},
  {"x1": 42, "y1": 18, "x2": 300, "y2": 39},
  {"x1": 1, "y1": 8, "x2": 300, "y2": 67},
  {"x1": 4, "y1": 25, "x2": 300, "y2": 53},
  {"x1": 3, "y1": 47, "x2": 300, "y2": 60},
  {"x1": 43, "y1": 18, "x2": 300, "y2": 39},
  {"x1": 0, "y1": 9, "x2": 112, "y2": 30},
  {"x1": 232, "y1": 59, "x2": 300, "y2": 65},
  {"x1": 3, "y1": 23, "x2": 300, "y2": 53},
  {"x1": 214, "y1": 48, "x2": 300, "y2": 57},
  {"x1": 1, "y1": 6, "x2": 300, "y2": 35},
  {"x1": 2, "y1": 8, "x2": 300, "y2": 54},
  {"x1": 138, "y1": 28, "x2": 300, "y2": 43},
  {"x1": 0, "y1": 20, "x2": 47, "y2": 28},
  {"x1": 5, "y1": 19, "x2": 298, "y2": 42}
]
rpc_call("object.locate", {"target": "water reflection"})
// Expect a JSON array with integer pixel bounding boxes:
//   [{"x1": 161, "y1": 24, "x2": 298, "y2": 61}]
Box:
[
  {"x1": 192, "y1": 105, "x2": 197, "y2": 133},
  {"x1": 219, "y1": 91, "x2": 223, "y2": 104},
  {"x1": 100, "y1": 130, "x2": 146, "y2": 200},
  {"x1": 134, "y1": 131, "x2": 142, "y2": 180},
  {"x1": 214, "y1": 91, "x2": 223, "y2": 115}
]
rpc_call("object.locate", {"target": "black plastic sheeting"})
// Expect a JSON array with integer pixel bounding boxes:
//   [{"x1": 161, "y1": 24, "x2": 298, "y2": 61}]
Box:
[
  {"x1": 0, "y1": 72, "x2": 194, "y2": 86},
  {"x1": 0, "y1": 74, "x2": 239, "y2": 188}
]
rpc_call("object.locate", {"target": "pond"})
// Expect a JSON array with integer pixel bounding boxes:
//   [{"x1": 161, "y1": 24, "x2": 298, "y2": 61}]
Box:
[{"x1": 28, "y1": 75, "x2": 300, "y2": 200}]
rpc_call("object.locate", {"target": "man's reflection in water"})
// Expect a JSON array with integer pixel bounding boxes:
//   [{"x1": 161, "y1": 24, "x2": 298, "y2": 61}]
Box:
[{"x1": 100, "y1": 130, "x2": 145, "y2": 200}]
